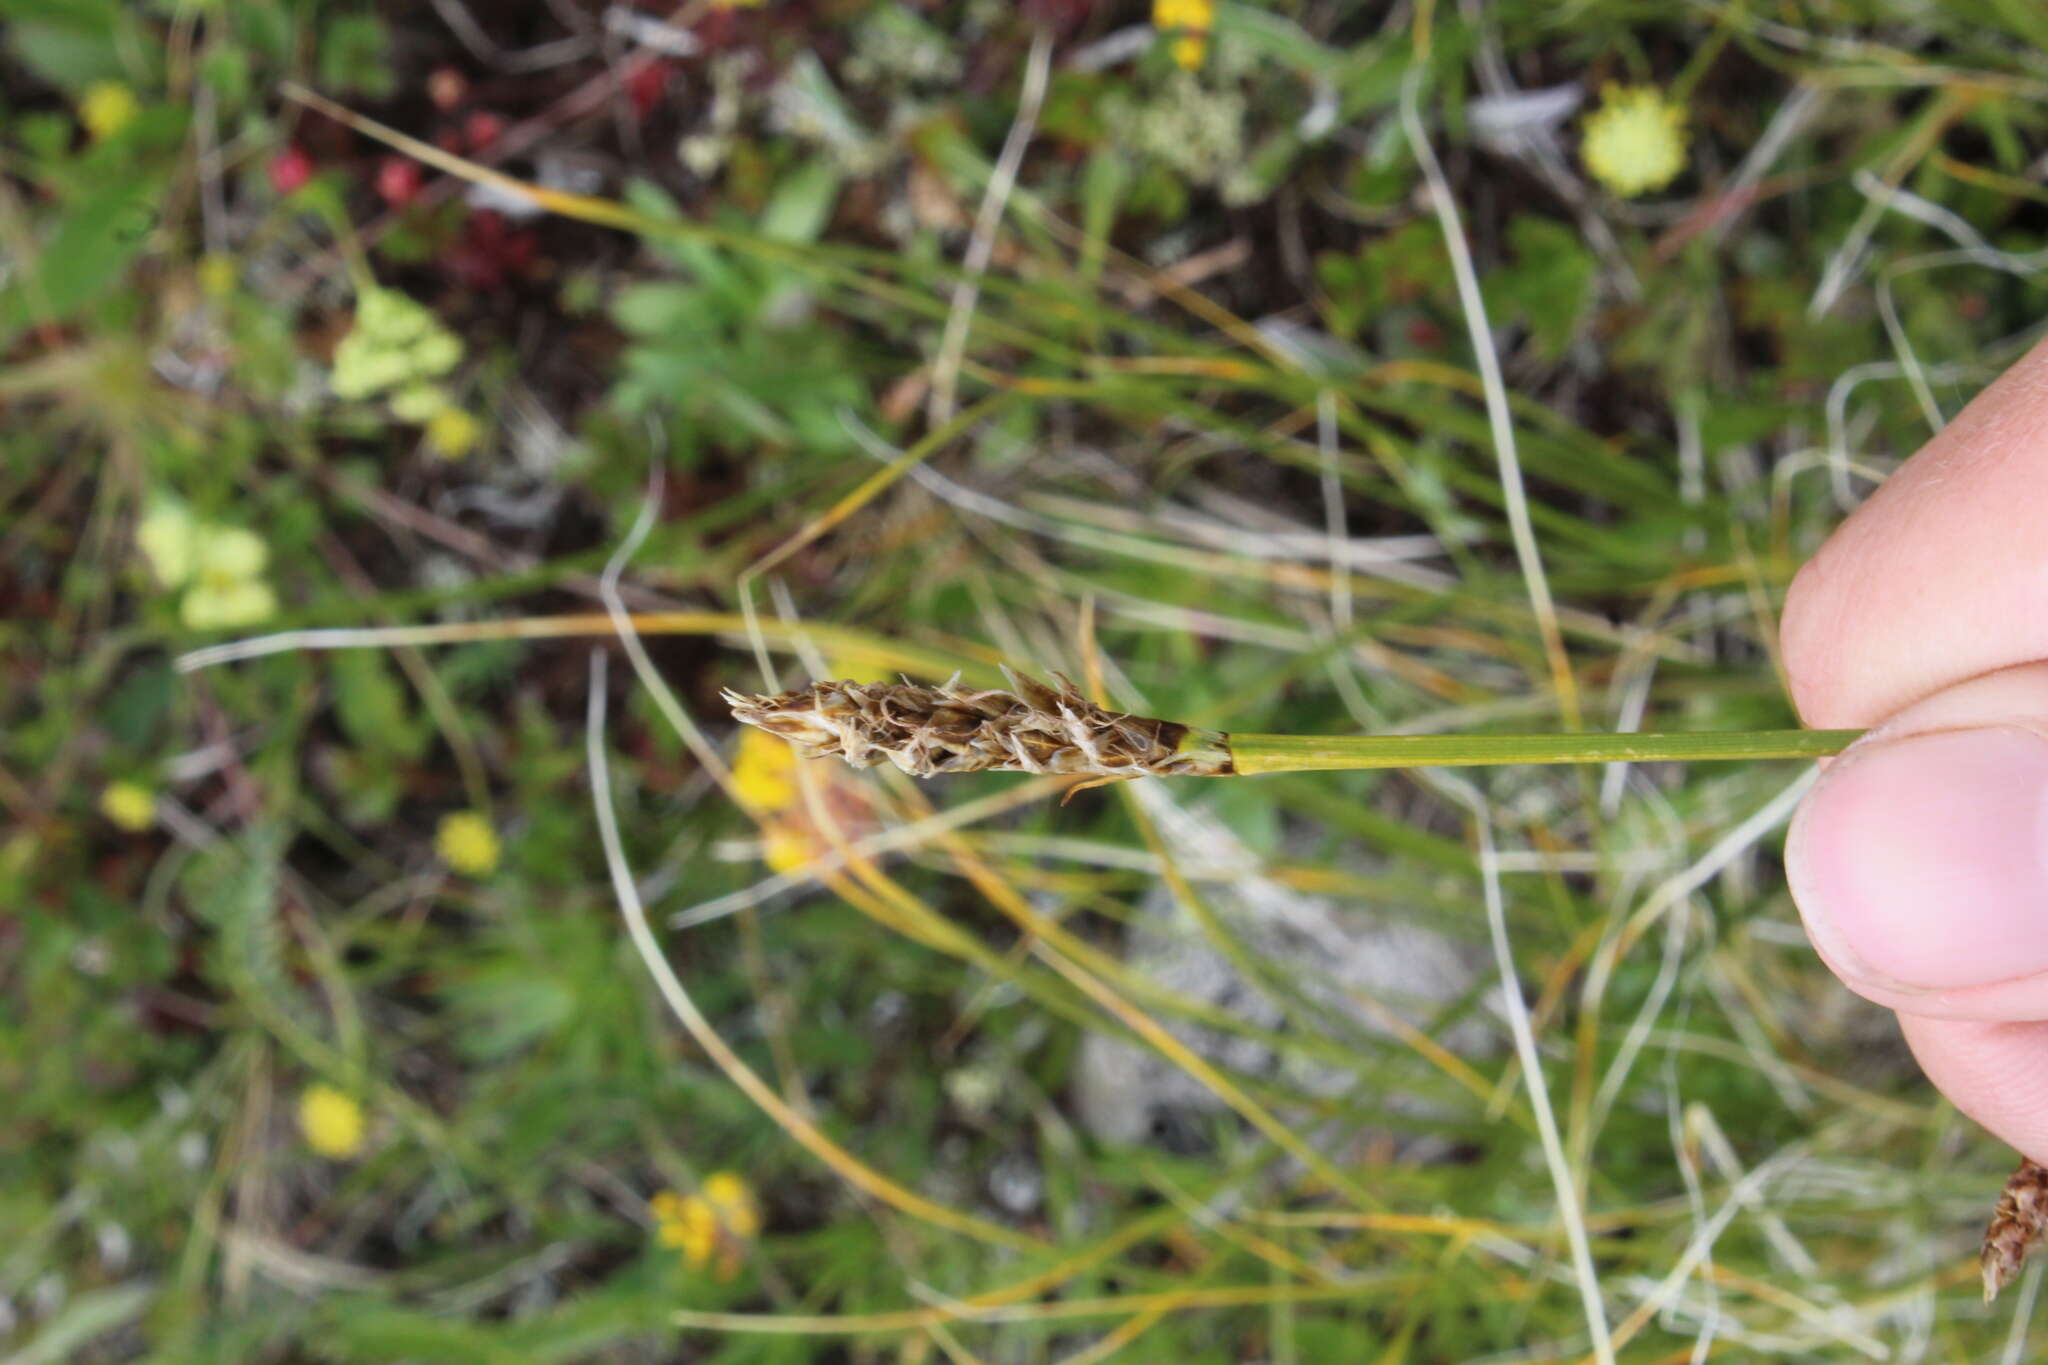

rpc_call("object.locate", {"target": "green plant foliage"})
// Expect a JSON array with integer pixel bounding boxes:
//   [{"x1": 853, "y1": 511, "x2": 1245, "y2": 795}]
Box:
[{"x1": 9, "y1": 1, "x2": 2048, "y2": 1360}]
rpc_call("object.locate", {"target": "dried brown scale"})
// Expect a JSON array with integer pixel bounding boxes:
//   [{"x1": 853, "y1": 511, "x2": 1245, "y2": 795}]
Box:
[
  {"x1": 1984, "y1": 1157, "x2": 2048, "y2": 1301},
  {"x1": 722, "y1": 671, "x2": 1234, "y2": 781}
]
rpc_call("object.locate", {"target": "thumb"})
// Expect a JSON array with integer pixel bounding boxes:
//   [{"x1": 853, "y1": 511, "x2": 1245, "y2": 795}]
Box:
[{"x1": 1788, "y1": 662, "x2": 2048, "y2": 1020}]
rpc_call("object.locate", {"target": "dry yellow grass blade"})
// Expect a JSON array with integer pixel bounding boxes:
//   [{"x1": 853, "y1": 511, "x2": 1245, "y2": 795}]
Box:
[
  {"x1": 668, "y1": 1279, "x2": 1414, "y2": 1334},
  {"x1": 1142, "y1": 1166, "x2": 1339, "y2": 1287},
  {"x1": 1046, "y1": 1301, "x2": 1176, "y2": 1365},
  {"x1": 282, "y1": 83, "x2": 649, "y2": 232}
]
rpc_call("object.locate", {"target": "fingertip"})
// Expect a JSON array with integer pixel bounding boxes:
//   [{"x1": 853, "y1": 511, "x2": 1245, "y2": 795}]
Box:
[{"x1": 1900, "y1": 1015, "x2": 2048, "y2": 1168}]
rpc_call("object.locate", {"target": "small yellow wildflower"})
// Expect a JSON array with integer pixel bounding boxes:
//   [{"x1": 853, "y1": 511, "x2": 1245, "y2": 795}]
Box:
[
  {"x1": 701, "y1": 1171, "x2": 762, "y2": 1239},
  {"x1": 99, "y1": 781, "x2": 156, "y2": 832},
  {"x1": 650, "y1": 1172, "x2": 760, "y2": 1279},
  {"x1": 424, "y1": 405, "x2": 482, "y2": 459},
  {"x1": 79, "y1": 81, "x2": 139, "y2": 141},
  {"x1": 761, "y1": 823, "x2": 814, "y2": 875},
  {"x1": 823, "y1": 656, "x2": 892, "y2": 685},
  {"x1": 298, "y1": 1083, "x2": 367, "y2": 1159},
  {"x1": 731, "y1": 726, "x2": 800, "y2": 813},
  {"x1": 1154, "y1": 0, "x2": 1214, "y2": 31},
  {"x1": 1154, "y1": 0, "x2": 1213, "y2": 67},
  {"x1": 650, "y1": 1190, "x2": 717, "y2": 1265},
  {"x1": 1580, "y1": 83, "x2": 1689, "y2": 199},
  {"x1": 435, "y1": 811, "x2": 501, "y2": 877}
]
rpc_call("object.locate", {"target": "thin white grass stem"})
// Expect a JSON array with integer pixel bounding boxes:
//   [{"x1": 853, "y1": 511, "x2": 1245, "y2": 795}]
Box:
[
  {"x1": 928, "y1": 28, "x2": 1053, "y2": 426},
  {"x1": 172, "y1": 613, "x2": 790, "y2": 673},
  {"x1": 600, "y1": 476, "x2": 740, "y2": 796},
  {"x1": 1315, "y1": 390, "x2": 1352, "y2": 634},
  {"x1": 1608, "y1": 1145, "x2": 1808, "y2": 1355},
  {"x1": 1666, "y1": 1101, "x2": 1720, "y2": 1362},
  {"x1": 2000, "y1": 1257, "x2": 2045, "y2": 1365},
  {"x1": 1584, "y1": 771, "x2": 1818, "y2": 1143},
  {"x1": 1688, "y1": 1107, "x2": 1817, "y2": 1280},
  {"x1": 1399, "y1": 64, "x2": 1580, "y2": 729},
  {"x1": 1454, "y1": 778, "x2": 1617, "y2": 1365}
]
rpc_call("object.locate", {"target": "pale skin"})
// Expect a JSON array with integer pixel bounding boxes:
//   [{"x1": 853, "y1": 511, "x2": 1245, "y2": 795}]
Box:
[{"x1": 1783, "y1": 334, "x2": 2048, "y2": 1192}]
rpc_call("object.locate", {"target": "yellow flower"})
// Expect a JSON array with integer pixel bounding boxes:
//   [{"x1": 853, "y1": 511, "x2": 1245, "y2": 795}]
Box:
[
  {"x1": 299, "y1": 1083, "x2": 366, "y2": 1159},
  {"x1": 823, "y1": 655, "x2": 892, "y2": 685},
  {"x1": 761, "y1": 824, "x2": 814, "y2": 875},
  {"x1": 650, "y1": 1172, "x2": 759, "y2": 1278},
  {"x1": 1154, "y1": 0, "x2": 1214, "y2": 32},
  {"x1": 79, "y1": 82, "x2": 139, "y2": 141},
  {"x1": 702, "y1": 1171, "x2": 761, "y2": 1238},
  {"x1": 650, "y1": 1190, "x2": 717, "y2": 1266},
  {"x1": 732, "y1": 726, "x2": 800, "y2": 814},
  {"x1": 1153, "y1": 0, "x2": 1212, "y2": 67},
  {"x1": 435, "y1": 811, "x2": 501, "y2": 877},
  {"x1": 99, "y1": 781, "x2": 156, "y2": 832},
  {"x1": 1580, "y1": 83, "x2": 1689, "y2": 198},
  {"x1": 424, "y1": 405, "x2": 482, "y2": 459}
]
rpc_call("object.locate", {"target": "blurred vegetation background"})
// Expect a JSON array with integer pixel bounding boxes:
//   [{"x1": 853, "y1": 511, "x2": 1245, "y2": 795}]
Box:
[{"x1": 8, "y1": 0, "x2": 2048, "y2": 1360}]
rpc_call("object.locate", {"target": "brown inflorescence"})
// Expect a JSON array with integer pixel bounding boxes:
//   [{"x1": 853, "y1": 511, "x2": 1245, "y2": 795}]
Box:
[
  {"x1": 1984, "y1": 1157, "x2": 2048, "y2": 1302},
  {"x1": 724, "y1": 669, "x2": 1232, "y2": 781}
]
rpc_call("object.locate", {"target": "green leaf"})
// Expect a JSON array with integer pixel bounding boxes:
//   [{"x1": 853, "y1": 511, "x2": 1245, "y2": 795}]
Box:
[
  {"x1": 0, "y1": 1282, "x2": 155, "y2": 1365},
  {"x1": 331, "y1": 650, "x2": 425, "y2": 761},
  {"x1": 446, "y1": 971, "x2": 577, "y2": 1062},
  {"x1": 2, "y1": 0, "x2": 156, "y2": 89},
  {"x1": 316, "y1": 12, "x2": 394, "y2": 99},
  {"x1": 1479, "y1": 216, "x2": 1596, "y2": 364},
  {"x1": 612, "y1": 282, "x2": 707, "y2": 337},
  {"x1": 0, "y1": 173, "x2": 166, "y2": 345},
  {"x1": 1079, "y1": 148, "x2": 1130, "y2": 280},
  {"x1": 758, "y1": 159, "x2": 841, "y2": 244}
]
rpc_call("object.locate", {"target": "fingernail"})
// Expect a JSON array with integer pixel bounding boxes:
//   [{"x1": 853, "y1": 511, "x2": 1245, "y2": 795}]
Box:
[{"x1": 1790, "y1": 726, "x2": 2048, "y2": 991}]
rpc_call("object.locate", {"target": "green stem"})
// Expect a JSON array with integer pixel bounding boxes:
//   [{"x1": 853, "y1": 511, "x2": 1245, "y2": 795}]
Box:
[{"x1": 1226, "y1": 728, "x2": 1862, "y2": 776}]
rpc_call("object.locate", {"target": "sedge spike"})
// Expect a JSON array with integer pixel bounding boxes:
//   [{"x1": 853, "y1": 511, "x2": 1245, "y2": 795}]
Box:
[
  {"x1": 1984, "y1": 1158, "x2": 2048, "y2": 1302},
  {"x1": 722, "y1": 670, "x2": 1234, "y2": 782}
]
